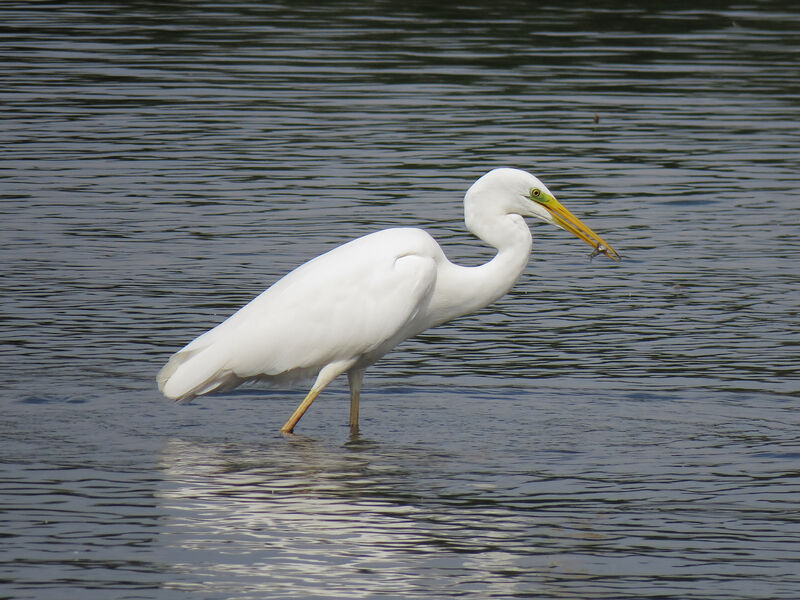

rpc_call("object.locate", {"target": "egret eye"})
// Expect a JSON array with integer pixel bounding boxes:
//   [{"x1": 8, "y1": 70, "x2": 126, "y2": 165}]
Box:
[{"x1": 530, "y1": 188, "x2": 544, "y2": 202}]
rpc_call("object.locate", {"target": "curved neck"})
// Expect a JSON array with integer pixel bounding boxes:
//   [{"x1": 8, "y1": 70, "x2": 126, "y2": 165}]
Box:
[{"x1": 425, "y1": 214, "x2": 532, "y2": 327}]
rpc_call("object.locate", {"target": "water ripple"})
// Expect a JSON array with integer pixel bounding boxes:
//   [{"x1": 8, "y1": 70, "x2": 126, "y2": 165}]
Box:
[{"x1": 2, "y1": 2, "x2": 800, "y2": 598}]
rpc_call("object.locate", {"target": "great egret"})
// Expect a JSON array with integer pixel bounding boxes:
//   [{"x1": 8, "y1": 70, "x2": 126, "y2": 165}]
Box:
[{"x1": 157, "y1": 168, "x2": 619, "y2": 433}]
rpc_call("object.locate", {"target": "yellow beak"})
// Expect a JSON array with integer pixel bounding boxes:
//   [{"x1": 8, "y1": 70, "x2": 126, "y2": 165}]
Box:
[{"x1": 543, "y1": 196, "x2": 620, "y2": 262}]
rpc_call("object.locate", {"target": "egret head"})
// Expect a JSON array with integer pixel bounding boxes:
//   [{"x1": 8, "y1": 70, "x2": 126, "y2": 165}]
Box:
[{"x1": 467, "y1": 168, "x2": 620, "y2": 262}]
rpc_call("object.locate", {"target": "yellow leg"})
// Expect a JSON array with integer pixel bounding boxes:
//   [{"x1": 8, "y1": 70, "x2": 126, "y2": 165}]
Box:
[
  {"x1": 347, "y1": 369, "x2": 364, "y2": 431},
  {"x1": 279, "y1": 360, "x2": 356, "y2": 434},
  {"x1": 280, "y1": 386, "x2": 322, "y2": 433}
]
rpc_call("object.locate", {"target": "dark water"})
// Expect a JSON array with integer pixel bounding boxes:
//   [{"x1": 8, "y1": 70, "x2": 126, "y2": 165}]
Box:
[{"x1": 2, "y1": 2, "x2": 799, "y2": 598}]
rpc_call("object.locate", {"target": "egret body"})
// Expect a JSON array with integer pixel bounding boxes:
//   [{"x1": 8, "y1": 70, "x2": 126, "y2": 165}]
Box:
[{"x1": 157, "y1": 168, "x2": 619, "y2": 433}]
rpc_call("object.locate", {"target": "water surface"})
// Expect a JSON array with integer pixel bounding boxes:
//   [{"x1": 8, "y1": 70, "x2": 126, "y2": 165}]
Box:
[{"x1": 1, "y1": 2, "x2": 799, "y2": 599}]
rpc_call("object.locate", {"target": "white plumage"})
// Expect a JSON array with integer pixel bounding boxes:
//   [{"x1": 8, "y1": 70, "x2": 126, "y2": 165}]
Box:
[{"x1": 157, "y1": 168, "x2": 619, "y2": 433}]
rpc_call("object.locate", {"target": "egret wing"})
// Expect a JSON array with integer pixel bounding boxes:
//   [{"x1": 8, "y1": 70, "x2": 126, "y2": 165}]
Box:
[{"x1": 158, "y1": 228, "x2": 441, "y2": 400}]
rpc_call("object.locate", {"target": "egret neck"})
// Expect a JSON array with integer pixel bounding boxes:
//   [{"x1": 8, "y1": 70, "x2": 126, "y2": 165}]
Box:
[{"x1": 425, "y1": 212, "x2": 532, "y2": 327}]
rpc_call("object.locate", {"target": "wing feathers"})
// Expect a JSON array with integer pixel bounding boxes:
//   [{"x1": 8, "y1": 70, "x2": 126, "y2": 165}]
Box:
[{"x1": 157, "y1": 228, "x2": 443, "y2": 401}]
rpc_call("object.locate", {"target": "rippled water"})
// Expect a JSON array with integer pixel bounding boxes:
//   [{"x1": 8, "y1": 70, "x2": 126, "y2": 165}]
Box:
[{"x1": 2, "y1": 2, "x2": 799, "y2": 599}]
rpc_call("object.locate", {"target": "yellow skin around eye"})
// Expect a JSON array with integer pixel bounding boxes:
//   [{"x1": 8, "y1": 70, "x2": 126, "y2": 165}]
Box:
[{"x1": 530, "y1": 188, "x2": 546, "y2": 202}]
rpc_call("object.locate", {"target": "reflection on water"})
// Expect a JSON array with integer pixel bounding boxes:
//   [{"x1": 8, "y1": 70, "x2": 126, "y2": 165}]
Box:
[
  {"x1": 156, "y1": 435, "x2": 634, "y2": 598},
  {"x1": 160, "y1": 438, "x2": 437, "y2": 597},
  {"x1": 2, "y1": 1, "x2": 800, "y2": 598}
]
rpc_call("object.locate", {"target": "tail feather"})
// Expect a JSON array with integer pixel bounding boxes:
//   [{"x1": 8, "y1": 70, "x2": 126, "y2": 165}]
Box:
[{"x1": 157, "y1": 345, "x2": 242, "y2": 402}]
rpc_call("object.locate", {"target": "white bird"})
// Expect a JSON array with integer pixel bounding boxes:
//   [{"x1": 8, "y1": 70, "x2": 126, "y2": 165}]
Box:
[{"x1": 157, "y1": 168, "x2": 619, "y2": 433}]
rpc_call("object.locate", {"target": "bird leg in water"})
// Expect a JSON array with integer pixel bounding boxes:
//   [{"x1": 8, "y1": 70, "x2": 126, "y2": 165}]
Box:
[
  {"x1": 280, "y1": 359, "x2": 356, "y2": 434},
  {"x1": 280, "y1": 386, "x2": 323, "y2": 434},
  {"x1": 347, "y1": 369, "x2": 364, "y2": 432}
]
